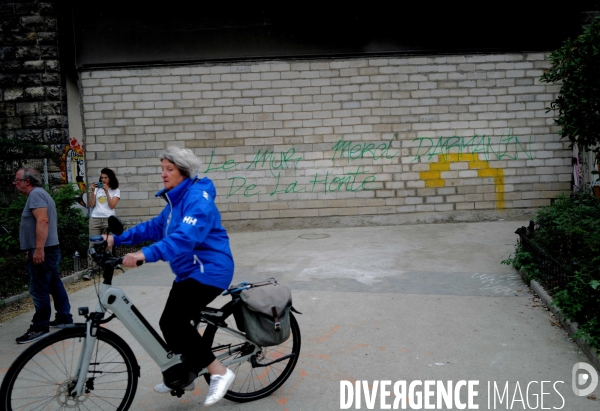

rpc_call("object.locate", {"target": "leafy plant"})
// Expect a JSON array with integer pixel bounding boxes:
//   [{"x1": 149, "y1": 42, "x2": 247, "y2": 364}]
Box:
[
  {"x1": 51, "y1": 184, "x2": 89, "y2": 274},
  {"x1": 0, "y1": 184, "x2": 88, "y2": 300},
  {"x1": 504, "y1": 190, "x2": 600, "y2": 349},
  {"x1": 540, "y1": 15, "x2": 600, "y2": 153},
  {"x1": 534, "y1": 191, "x2": 600, "y2": 266},
  {"x1": 501, "y1": 246, "x2": 540, "y2": 284},
  {"x1": 553, "y1": 269, "x2": 600, "y2": 349}
]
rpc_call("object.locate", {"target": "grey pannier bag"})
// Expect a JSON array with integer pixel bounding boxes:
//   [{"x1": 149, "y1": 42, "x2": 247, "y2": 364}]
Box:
[{"x1": 239, "y1": 279, "x2": 292, "y2": 347}]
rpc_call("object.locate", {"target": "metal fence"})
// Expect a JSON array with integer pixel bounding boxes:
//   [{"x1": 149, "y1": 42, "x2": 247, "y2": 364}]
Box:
[
  {"x1": 0, "y1": 158, "x2": 62, "y2": 206},
  {"x1": 515, "y1": 220, "x2": 572, "y2": 291},
  {"x1": 0, "y1": 217, "x2": 154, "y2": 300}
]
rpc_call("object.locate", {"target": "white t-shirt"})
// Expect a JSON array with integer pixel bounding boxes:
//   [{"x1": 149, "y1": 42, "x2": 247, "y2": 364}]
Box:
[{"x1": 90, "y1": 187, "x2": 120, "y2": 218}]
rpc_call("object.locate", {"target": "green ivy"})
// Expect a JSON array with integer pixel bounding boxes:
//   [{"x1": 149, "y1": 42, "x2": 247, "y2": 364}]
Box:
[{"x1": 540, "y1": 15, "x2": 600, "y2": 153}]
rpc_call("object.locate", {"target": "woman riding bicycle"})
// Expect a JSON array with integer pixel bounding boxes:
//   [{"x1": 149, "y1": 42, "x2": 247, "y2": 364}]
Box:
[{"x1": 104, "y1": 146, "x2": 235, "y2": 406}]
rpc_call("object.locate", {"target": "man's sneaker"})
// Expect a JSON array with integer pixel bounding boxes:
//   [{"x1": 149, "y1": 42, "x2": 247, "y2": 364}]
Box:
[
  {"x1": 153, "y1": 381, "x2": 195, "y2": 394},
  {"x1": 204, "y1": 369, "x2": 235, "y2": 406},
  {"x1": 82, "y1": 270, "x2": 93, "y2": 281},
  {"x1": 15, "y1": 328, "x2": 48, "y2": 344},
  {"x1": 49, "y1": 318, "x2": 73, "y2": 328}
]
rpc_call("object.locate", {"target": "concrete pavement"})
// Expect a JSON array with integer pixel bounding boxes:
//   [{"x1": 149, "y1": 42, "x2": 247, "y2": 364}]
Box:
[{"x1": 0, "y1": 220, "x2": 598, "y2": 410}]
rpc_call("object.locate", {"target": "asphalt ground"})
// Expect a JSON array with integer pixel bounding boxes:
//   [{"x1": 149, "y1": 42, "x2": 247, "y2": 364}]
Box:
[{"x1": 1, "y1": 221, "x2": 598, "y2": 410}]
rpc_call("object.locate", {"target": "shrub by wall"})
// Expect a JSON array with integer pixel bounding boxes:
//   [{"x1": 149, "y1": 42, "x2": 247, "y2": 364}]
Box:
[
  {"x1": 504, "y1": 191, "x2": 600, "y2": 348},
  {"x1": 0, "y1": 184, "x2": 88, "y2": 300}
]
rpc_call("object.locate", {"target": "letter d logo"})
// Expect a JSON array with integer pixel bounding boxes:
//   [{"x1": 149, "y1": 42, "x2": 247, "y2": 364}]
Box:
[{"x1": 572, "y1": 362, "x2": 598, "y2": 396}]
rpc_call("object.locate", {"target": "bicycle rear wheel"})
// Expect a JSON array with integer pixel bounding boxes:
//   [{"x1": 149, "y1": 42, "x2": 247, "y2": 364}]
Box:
[
  {"x1": 0, "y1": 326, "x2": 139, "y2": 411},
  {"x1": 200, "y1": 312, "x2": 301, "y2": 402}
]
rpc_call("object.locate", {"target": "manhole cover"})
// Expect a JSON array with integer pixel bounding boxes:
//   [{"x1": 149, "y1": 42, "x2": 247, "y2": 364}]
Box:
[{"x1": 298, "y1": 233, "x2": 330, "y2": 240}]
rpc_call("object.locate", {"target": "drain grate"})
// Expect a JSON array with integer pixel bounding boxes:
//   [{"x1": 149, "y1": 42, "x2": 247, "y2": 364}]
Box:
[{"x1": 298, "y1": 234, "x2": 329, "y2": 240}]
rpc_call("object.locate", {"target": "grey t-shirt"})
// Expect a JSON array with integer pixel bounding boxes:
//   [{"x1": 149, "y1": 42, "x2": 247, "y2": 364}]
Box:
[{"x1": 20, "y1": 187, "x2": 59, "y2": 250}]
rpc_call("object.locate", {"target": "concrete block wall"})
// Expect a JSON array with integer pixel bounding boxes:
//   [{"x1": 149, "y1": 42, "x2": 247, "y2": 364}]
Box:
[{"x1": 80, "y1": 53, "x2": 570, "y2": 228}]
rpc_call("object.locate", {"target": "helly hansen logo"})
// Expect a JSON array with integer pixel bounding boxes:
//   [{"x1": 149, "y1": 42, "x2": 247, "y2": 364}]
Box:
[{"x1": 183, "y1": 216, "x2": 197, "y2": 225}]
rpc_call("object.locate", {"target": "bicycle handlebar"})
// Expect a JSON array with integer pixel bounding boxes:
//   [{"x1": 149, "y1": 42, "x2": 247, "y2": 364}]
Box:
[
  {"x1": 95, "y1": 254, "x2": 144, "y2": 268},
  {"x1": 89, "y1": 239, "x2": 144, "y2": 286}
]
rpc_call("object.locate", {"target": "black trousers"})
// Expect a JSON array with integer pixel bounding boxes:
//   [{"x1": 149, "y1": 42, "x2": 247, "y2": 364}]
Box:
[{"x1": 159, "y1": 279, "x2": 222, "y2": 373}]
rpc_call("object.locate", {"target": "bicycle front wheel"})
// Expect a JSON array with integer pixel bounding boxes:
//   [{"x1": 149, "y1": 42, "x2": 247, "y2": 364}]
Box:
[
  {"x1": 201, "y1": 312, "x2": 301, "y2": 403},
  {"x1": 0, "y1": 326, "x2": 139, "y2": 411}
]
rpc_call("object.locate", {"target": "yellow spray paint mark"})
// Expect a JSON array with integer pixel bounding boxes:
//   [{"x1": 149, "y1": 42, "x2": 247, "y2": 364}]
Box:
[{"x1": 420, "y1": 153, "x2": 505, "y2": 209}]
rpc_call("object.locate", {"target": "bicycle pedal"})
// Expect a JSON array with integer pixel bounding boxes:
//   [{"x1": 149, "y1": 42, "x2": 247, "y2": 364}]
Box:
[
  {"x1": 170, "y1": 388, "x2": 185, "y2": 398},
  {"x1": 200, "y1": 307, "x2": 222, "y2": 316}
]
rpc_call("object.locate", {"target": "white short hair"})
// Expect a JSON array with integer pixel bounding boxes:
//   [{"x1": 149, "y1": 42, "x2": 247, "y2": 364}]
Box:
[
  {"x1": 19, "y1": 167, "x2": 43, "y2": 186},
  {"x1": 159, "y1": 146, "x2": 202, "y2": 178}
]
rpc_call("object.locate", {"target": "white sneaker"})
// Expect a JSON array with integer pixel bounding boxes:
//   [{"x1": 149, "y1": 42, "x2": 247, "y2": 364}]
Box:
[
  {"x1": 153, "y1": 380, "x2": 195, "y2": 394},
  {"x1": 204, "y1": 369, "x2": 235, "y2": 406}
]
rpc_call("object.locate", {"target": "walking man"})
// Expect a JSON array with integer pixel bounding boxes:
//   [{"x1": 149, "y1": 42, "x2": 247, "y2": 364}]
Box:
[{"x1": 14, "y1": 168, "x2": 73, "y2": 344}]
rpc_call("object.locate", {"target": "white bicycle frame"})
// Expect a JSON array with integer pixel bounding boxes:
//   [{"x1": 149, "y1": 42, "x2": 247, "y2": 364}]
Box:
[{"x1": 70, "y1": 279, "x2": 260, "y2": 397}]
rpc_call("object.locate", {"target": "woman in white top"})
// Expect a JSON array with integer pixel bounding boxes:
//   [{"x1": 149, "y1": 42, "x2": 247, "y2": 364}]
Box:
[{"x1": 88, "y1": 168, "x2": 120, "y2": 237}]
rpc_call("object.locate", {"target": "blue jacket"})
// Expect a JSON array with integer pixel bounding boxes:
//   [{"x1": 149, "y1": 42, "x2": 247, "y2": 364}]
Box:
[{"x1": 113, "y1": 177, "x2": 234, "y2": 290}]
